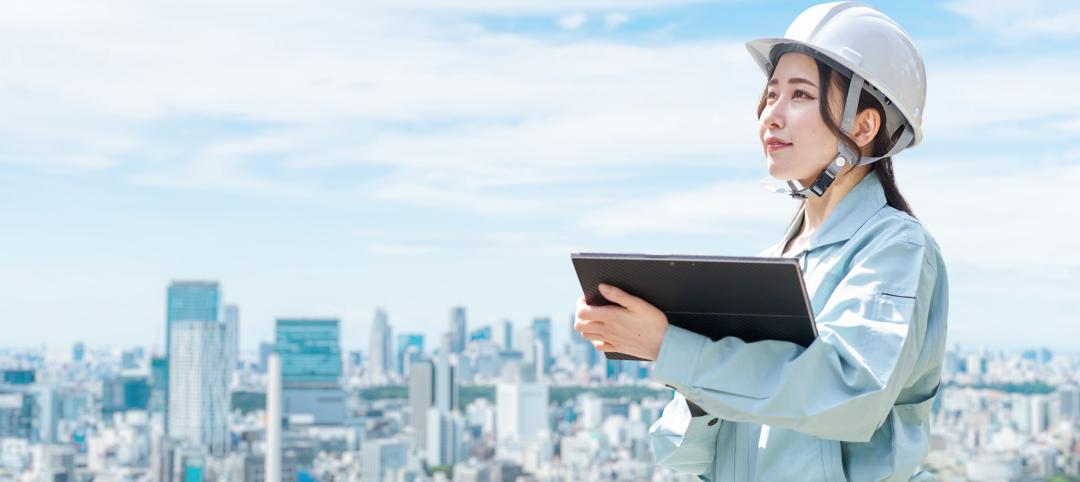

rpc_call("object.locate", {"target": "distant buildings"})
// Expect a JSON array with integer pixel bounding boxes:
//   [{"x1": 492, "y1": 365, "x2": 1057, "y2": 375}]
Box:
[
  {"x1": 275, "y1": 318, "x2": 345, "y2": 425},
  {"x1": 450, "y1": 307, "x2": 467, "y2": 354},
  {"x1": 369, "y1": 308, "x2": 393, "y2": 384}
]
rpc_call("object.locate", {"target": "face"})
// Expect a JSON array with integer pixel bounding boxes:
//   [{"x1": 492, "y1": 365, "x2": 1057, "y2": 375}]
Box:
[{"x1": 758, "y1": 52, "x2": 843, "y2": 183}]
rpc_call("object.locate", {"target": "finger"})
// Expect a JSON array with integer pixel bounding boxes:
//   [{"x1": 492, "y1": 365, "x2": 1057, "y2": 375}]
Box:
[
  {"x1": 580, "y1": 331, "x2": 607, "y2": 342},
  {"x1": 574, "y1": 319, "x2": 605, "y2": 333},
  {"x1": 598, "y1": 283, "x2": 646, "y2": 311},
  {"x1": 576, "y1": 303, "x2": 623, "y2": 323},
  {"x1": 593, "y1": 340, "x2": 616, "y2": 352}
]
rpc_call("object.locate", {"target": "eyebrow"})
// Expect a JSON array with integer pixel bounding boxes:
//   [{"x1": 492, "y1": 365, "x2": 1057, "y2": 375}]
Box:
[{"x1": 767, "y1": 77, "x2": 818, "y2": 88}]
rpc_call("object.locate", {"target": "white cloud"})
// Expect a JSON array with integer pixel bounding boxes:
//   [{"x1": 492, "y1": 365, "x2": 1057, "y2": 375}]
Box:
[
  {"x1": 367, "y1": 243, "x2": 436, "y2": 256},
  {"x1": 899, "y1": 157, "x2": 1080, "y2": 269},
  {"x1": 924, "y1": 56, "x2": 1080, "y2": 139},
  {"x1": 375, "y1": 0, "x2": 712, "y2": 13},
  {"x1": 558, "y1": 13, "x2": 588, "y2": 30},
  {"x1": 946, "y1": 0, "x2": 1080, "y2": 39},
  {"x1": 0, "y1": 0, "x2": 762, "y2": 192},
  {"x1": 577, "y1": 178, "x2": 795, "y2": 236},
  {"x1": 127, "y1": 153, "x2": 315, "y2": 200},
  {"x1": 604, "y1": 13, "x2": 631, "y2": 30}
]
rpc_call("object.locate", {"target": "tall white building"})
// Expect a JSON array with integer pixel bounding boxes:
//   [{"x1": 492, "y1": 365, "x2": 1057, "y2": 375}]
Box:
[
  {"x1": 369, "y1": 308, "x2": 393, "y2": 383},
  {"x1": 408, "y1": 360, "x2": 435, "y2": 448},
  {"x1": 167, "y1": 319, "x2": 229, "y2": 456},
  {"x1": 222, "y1": 304, "x2": 239, "y2": 382},
  {"x1": 496, "y1": 381, "x2": 549, "y2": 442},
  {"x1": 425, "y1": 408, "x2": 464, "y2": 466},
  {"x1": 435, "y1": 334, "x2": 458, "y2": 414},
  {"x1": 361, "y1": 436, "x2": 408, "y2": 482},
  {"x1": 1030, "y1": 395, "x2": 1050, "y2": 434}
]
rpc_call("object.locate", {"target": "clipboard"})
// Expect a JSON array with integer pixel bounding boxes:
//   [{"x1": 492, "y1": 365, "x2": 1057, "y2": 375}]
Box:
[{"x1": 571, "y1": 252, "x2": 818, "y2": 361}]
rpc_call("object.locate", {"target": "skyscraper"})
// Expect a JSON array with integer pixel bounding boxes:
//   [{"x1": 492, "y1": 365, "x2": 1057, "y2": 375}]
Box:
[
  {"x1": 167, "y1": 319, "x2": 229, "y2": 456},
  {"x1": 426, "y1": 408, "x2": 464, "y2": 466},
  {"x1": 165, "y1": 280, "x2": 221, "y2": 432},
  {"x1": 149, "y1": 356, "x2": 167, "y2": 413},
  {"x1": 265, "y1": 353, "x2": 282, "y2": 482},
  {"x1": 222, "y1": 304, "x2": 239, "y2": 376},
  {"x1": 369, "y1": 308, "x2": 393, "y2": 383},
  {"x1": 501, "y1": 319, "x2": 513, "y2": 352},
  {"x1": 72, "y1": 342, "x2": 85, "y2": 363},
  {"x1": 496, "y1": 381, "x2": 549, "y2": 442},
  {"x1": 469, "y1": 326, "x2": 492, "y2": 342},
  {"x1": 408, "y1": 360, "x2": 435, "y2": 448},
  {"x1": 396, "y1": 334, "x2": 424, "y2": 377},
  {"x1": 449, "y1": 307, "x2": 467, "y2": 354},
  {"x1": 435, "y1": 333, "x2": 459, "y2": 414},
  {"x1": 275, "y1": 318, "x2": 345, "y2": 425},
  {"x1": 531, "y1": 317, "x2": 552, "y2": 374},
  {"x1": 166, "y1": 281, "x2": 221, "y2": 360},
  {"x1": 361, "y1": 436, "x2": 408, "y2": 482}
]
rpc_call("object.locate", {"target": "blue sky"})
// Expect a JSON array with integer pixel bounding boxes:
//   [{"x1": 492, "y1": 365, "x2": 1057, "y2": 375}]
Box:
[{"x1": 2, "y1": 0, "x2": 1079, "y2": 356}]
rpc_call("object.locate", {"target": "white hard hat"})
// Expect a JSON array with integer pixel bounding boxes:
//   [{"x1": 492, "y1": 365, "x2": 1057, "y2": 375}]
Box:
[{"x1": 747, "y1": 2, "x2": 926, "y2": 198}]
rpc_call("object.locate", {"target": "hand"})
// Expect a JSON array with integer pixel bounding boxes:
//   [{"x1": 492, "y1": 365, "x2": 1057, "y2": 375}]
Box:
[{"x1": 574, "y1": 283, "x2": 669, "y2": 361}]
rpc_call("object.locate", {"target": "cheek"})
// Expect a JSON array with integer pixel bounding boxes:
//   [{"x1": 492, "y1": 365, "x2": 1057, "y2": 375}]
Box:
[{"x1": 790, "y1": 112, "x2": 835, "y2": 156}]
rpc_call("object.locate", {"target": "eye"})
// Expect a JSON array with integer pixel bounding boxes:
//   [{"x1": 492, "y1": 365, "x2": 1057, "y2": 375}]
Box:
[
  {"x1": 794, "y1": 89, "x2": 815, "y2": 99},
  {"x1": 766, "y1": 90, "x2": 778, "y2": 100}
]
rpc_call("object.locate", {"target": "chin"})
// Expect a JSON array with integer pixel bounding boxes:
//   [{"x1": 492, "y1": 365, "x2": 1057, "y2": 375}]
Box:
[{"x1": 766, "y1": 158, "x2": 796, "y2": 181}]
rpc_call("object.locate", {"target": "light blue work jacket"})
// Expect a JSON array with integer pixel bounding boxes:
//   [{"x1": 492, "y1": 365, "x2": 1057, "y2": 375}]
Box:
[{"x1": 649, "y1": 170, "x2": 948, "y2": 482}]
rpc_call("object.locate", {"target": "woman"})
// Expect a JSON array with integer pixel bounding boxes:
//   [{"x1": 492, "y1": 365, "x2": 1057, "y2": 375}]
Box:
[{"x1": 573, "y1": 3, "x2": 947, "y2": 481}]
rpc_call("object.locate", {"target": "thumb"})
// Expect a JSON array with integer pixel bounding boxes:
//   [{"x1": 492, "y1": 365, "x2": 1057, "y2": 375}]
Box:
[{"x1": 599, "y1": 283, "x2": 644, "y2": 311}]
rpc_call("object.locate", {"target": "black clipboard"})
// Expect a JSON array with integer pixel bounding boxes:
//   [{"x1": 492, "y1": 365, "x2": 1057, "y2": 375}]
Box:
[{"x1": 571, "y1": 252, "x2": 818, "y2": 361}]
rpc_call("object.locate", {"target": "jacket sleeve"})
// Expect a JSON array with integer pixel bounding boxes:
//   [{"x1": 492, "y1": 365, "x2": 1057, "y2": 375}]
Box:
[
  {"x1": 649, "y1": 390, "x2": 721, "y2": 479},
  {"x1": 652, "y1": 233, "x2": 939, "y2": 442}
]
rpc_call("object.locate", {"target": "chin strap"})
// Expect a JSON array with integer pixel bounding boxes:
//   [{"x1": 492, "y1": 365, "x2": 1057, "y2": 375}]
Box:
[{"x1": 762, "y1": 73, "x2": 915, "y2": 200}]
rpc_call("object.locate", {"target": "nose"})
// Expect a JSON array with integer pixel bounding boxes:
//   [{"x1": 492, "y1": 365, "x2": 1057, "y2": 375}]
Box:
[{"x1": 760, "y1": 97, "x2": 785, "y2": 131}]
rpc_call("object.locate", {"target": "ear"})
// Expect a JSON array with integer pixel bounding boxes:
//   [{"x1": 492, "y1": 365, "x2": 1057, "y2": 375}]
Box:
[{"x1": 851, "y1": 108, "x2": 881, "y2": 150}]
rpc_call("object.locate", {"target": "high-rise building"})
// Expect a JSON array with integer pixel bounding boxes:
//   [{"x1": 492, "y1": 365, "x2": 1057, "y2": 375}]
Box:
[
  {"x1": 167, "y1": 319, "x2": 229, "y2": 456},
  {"x1": 276, "y1": 319, "x2": 341, "y2": 385},
  {"x1": 501, "y1": 320, "x2": 513, "y2": 352},
  {"x1": 470, "y1": 326, "x2": 492, "y2": 342},
  {"x1": 72, "y1": 342, "x2": 85, "y2": 363},
  {"x1": 496, "y1": 382, "x2": 549, "y2": 443},
  {"x1": 258, "y1": 342, "x2": 274, "y2": 373},
  {"x1": 166, "y1": 281, "x2": 221, "y2": 360},
  {"x1": 275, "y1": 318, "x2": 345, "y2": 425},
  {"x1": 360, "y1": 436, "x2": 408, "y2": 482},
  {"x1": 265, "y1": 353, "x2": 282, "y2": 482},
  {"x1": 1058, "y1": 386, "x2": 1080, "y2": 422},
  {"x1": 223, "y1": 304, "x2": 240, "y2": 376},
  {"x1": 165, "y1": 280, "x2": 221, "y2": 431},
  {"x1": 436, "y1": 334, "x2": 459, "y2": 414},
  {"x1": 149, "y1": 356, "x2": 167, "y2": 413},
  {"x1": 408, "y1": 360, "x2": 435, "y2": 448},
  {"x1": 450, "y1": 307, "x2": 467, "y2": 354},
  {"x1": 531, "y1": 317, "x2": 551, "y2": 374},
  {"x1": 1030, "y1": 395, "x2": 1051, "y2": 434},
  {"x1": 369, "y1": 308, "x2": 393, "y2": 383},
  {"x1": 425, "y1": 408, "x2": 464, "y2": 466},
  {"x1": 102, "y1": 376, "x2": 150, "y2": 416},
  {"x1": 396, "y1": 334, "x2": 424, "y2": 377}
]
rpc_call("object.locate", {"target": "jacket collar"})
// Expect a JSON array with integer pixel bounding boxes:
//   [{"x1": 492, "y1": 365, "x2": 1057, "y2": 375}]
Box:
[{"x1": 780, "y1": 170, "x2": 888, "y2": 254}]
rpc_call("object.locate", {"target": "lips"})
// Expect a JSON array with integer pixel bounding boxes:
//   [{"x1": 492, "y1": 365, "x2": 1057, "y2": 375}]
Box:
[{"x1": 765, "y1": 137, "x2": 792, "y2": 152}]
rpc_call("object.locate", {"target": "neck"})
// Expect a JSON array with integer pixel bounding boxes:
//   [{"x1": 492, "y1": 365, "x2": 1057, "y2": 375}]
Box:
[{"x1": 797, "y1": 164, "x2": 872, "y2": 236}]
